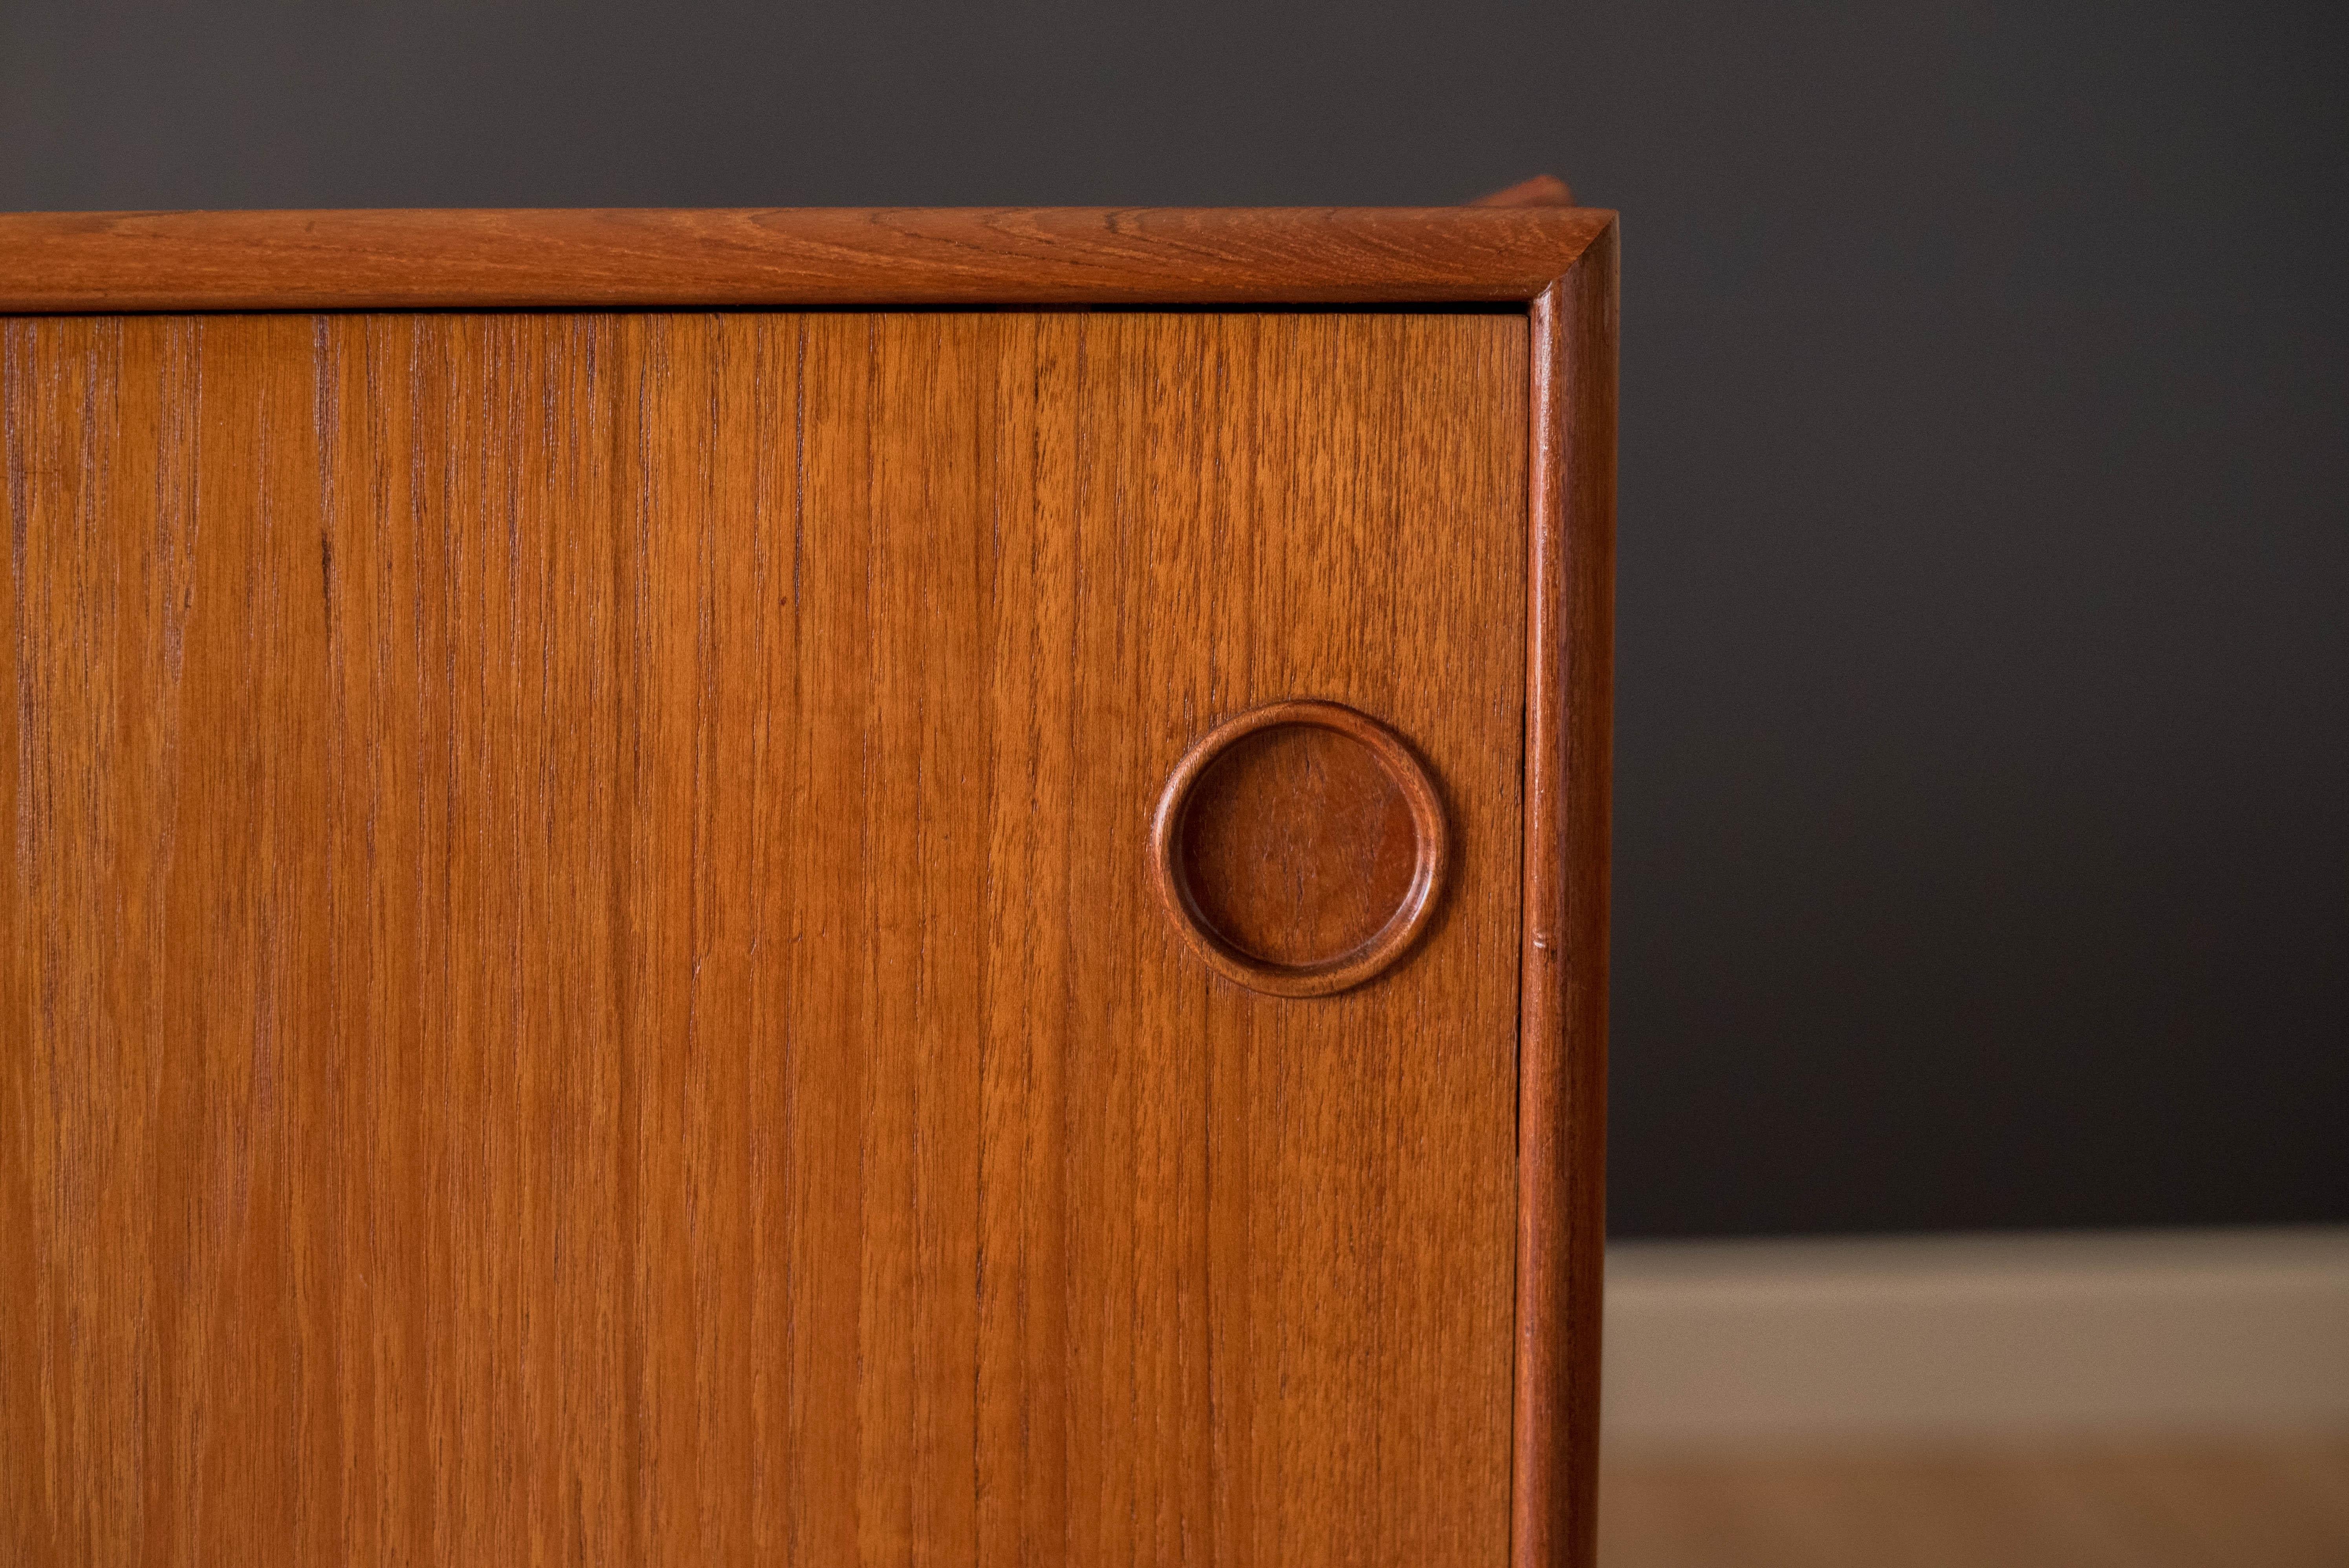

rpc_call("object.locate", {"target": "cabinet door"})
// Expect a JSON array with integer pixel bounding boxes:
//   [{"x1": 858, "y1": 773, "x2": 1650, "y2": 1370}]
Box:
[{"x1": 3, "y1": 310, "x2": 1526, "y2": 1566}]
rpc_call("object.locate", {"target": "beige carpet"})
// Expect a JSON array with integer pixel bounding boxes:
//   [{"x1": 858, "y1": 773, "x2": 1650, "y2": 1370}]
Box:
[{"x1": 1600, "y1": 1434, "x2": 2349, "y2": 1568}]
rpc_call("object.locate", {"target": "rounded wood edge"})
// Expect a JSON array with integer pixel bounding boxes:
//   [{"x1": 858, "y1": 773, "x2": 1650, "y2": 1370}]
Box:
[
  {"x1": 1148, "y1": 699, "x2": 1450, "y2": 999},
  {"x1": 0, "y1": 206, "x2": 1617, "y2": 313},
  {"x1": 1515, "y1": 233, "x2": 1617, "y2": 1568}
]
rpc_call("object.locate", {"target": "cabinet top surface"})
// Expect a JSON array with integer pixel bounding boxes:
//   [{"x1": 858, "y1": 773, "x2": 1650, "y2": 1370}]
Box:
[{"x1": 0, "y1": 205, "x2": 1614, "y2": 314}]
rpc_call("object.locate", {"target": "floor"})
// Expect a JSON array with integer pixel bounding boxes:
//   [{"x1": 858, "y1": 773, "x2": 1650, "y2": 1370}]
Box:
[{"x1": 1599, "y1": 1433, "x2": 2349, "y2": 1568}]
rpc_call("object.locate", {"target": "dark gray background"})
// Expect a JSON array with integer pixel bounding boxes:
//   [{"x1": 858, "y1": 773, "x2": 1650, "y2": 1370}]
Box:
[{"x1": 7, "y1": 1, "x2": 2342, "y2": 1238}]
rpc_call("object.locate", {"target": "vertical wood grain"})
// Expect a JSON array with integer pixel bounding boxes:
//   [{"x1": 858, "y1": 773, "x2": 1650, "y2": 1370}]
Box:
[{"x1": 3, "y1": 308, "x2": 1526, "y2": 1566}]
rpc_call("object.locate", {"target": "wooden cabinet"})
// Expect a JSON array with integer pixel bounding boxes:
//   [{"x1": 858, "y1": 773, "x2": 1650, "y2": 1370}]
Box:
[{"x1": 0, "y1": 209, "x2": 1615, "y2": 1567}]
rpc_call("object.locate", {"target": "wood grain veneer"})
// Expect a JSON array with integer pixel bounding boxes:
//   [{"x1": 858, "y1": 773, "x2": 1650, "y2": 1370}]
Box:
[{"x1": 2, "y1": 307, "x2": 1532, "y2": 1566}]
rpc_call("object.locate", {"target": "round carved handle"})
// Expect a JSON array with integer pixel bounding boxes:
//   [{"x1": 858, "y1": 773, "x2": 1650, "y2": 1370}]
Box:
[{"x1": 1148, "y1": 700, "x2": 1449, "y2": 997}]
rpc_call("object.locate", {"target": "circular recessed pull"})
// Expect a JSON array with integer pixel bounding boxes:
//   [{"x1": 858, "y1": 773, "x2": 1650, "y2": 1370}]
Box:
[{"x1": 1149, "y1": 700, "x2": 1449, "y2": 997}]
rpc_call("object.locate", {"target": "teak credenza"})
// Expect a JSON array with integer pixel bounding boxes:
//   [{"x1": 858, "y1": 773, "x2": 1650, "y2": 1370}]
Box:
[{"x1": 0, "y1": 205, "x2": 1616, "y2": 1568}]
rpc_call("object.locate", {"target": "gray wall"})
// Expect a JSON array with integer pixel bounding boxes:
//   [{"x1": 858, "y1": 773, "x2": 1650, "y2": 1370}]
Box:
[{"x1": 7, "y1": 0, "x2": 2342, "y2": 1238}]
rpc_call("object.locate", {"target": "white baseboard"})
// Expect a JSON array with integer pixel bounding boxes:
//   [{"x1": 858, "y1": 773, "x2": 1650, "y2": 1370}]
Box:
[{"x1": 1601, "y1": 1225, "x2": 2349, "y2": 1452}]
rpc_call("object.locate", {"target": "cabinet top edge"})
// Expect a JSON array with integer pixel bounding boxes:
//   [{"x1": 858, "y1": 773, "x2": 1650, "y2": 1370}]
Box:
[{"x1": 0, "y1": 206, "x2": 1617, "y2": 314}]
